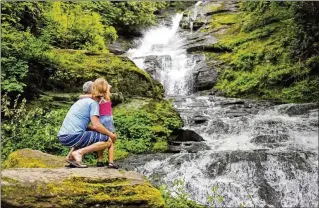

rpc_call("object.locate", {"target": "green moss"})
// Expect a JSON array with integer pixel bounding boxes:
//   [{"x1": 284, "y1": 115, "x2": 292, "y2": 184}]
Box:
[
  {"x1": 1, "y1": 177, "x2": 19, "y2": 184},
  {"x1": 4, "y1": 149, "x2": 65, "y2": 169},
  {"x1": 201, "y1": 3, "x2": 319, "y2": 103},
  {"x1": 152, "y1": 139, "x2": 168, "y2": 153},
  {"x1": 2, "y1": 176, "x2": 164, "y2": 208},
  {"x1": 49, "y1": 49, "x2": 163, "y2": 99},
  {"x1": 209, "y1": 13, "x2": 239, "y2": 30}
]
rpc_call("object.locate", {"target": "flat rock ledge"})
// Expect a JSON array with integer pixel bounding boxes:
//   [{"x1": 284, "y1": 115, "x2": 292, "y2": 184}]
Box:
[{"x1": 1, "y1": 149, "x2": 164, "y2": 208}]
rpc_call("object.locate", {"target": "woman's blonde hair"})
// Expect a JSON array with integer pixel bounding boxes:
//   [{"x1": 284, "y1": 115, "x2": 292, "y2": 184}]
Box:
[{"x1": 92, "y1": 78, "x2": 110, "y2": 101}]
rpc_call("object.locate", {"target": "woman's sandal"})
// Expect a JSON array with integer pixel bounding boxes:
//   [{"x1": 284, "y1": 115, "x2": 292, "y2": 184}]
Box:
[
  {"x1": 66, "y1": 159, "x2": 88, "y2": 168},
  {"x1": 107, "y1": 162, "x2": 119, "y2": 169}
]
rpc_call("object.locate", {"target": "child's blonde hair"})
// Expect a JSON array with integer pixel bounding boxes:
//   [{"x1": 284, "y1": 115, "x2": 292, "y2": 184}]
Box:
[{"x1": 92, "y1": 78, "x2": 110, "y2": 101}]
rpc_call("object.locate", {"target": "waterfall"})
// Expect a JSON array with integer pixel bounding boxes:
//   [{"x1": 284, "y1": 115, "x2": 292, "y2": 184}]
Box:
[
  {"x1": 125, "y1": 2, "x2": 318, "y2": 207},
  {"x1": 128, "y1": 13, "x2": 196, "y2": 96},
  {"x1": 193, "y1": 1, "x2": 202, "y2": 21}
]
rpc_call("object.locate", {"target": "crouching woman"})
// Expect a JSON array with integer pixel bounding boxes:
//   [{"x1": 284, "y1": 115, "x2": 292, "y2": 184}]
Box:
[{"x1": 57, "y1": 79, "x2": 117, "y2": 168}]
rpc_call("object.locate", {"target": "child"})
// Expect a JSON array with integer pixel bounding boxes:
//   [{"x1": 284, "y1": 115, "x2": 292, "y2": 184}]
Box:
[{"x1": 80, "y1": 80, "x2": 118, "y2": 168}]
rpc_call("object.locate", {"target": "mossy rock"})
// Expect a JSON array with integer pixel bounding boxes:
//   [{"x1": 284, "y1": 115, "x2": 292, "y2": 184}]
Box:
[
  {"x1": 4, "y1": 149, "x2": 66, "y2": 169},
  {"x1": 1, "y1": 167, "x2": 164, "y2": 208},
  {"x1": 49, "y1": 49, "x2": 164, "y2": 100}
]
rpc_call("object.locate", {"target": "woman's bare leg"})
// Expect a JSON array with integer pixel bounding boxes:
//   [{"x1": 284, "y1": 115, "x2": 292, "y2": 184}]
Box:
[
  {"x1": 72, "y1": 140, "x2": 112, "y2": 162},
  {"x1": 66, "y1": 147, "x2": 75, "y2": 161}
]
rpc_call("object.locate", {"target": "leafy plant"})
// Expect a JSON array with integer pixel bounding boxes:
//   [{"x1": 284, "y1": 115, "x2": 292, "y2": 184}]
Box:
[
  {"x1": 113, "y1": 99, "x2": 183, "y2": 154},
  {"x1": 207, "y1": 185, "x2": 224, "y2": 207},
  {"x1": 1, "y1": 94, "x2": 69, "y2": 161},
  {"x1": 160, "y1": 179, "x2": 203, "y2": 208}
]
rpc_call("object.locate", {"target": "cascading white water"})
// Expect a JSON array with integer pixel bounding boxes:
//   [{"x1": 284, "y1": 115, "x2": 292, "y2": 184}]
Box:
[
  {"x1": 128, "y1": 14, "x2": 196, "y2": 96},
  {"x1": 125, "y1": 2, "x2": 318, "y2": 207},
  {"x1": 193, "y1": 1, "x2": 202, "y2": 21},
  {"x1": 135, "y1": 96, "x2": 319, "y2": 207}
]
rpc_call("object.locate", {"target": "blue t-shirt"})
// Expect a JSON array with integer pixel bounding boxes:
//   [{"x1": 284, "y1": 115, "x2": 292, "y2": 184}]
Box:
[{"x1": 58, "y1": 98, "x2": 99, "y2": 136}]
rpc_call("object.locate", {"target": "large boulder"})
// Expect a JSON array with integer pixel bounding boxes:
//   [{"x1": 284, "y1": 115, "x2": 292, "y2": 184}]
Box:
[
  {"x1": 2, "y1": 149, "x2": 164, "y2": 208},
  {"x1": 192, "y1": 57, "x2": 219, "y2": 91},
  {"x1": 170, "y1": 129, "x2": 204, "y2": 142},
  {"x1": 4, "y1": 149, "x2": 66, "y2": 169},
  {"x1": 168, "y1": 129, "x2": 210, "y2": 153}
]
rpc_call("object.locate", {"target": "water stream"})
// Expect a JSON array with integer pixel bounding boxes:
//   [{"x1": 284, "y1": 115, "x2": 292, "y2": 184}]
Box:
[{"x1": 127, "y1": 6, "x2": 318, "y2": 207}]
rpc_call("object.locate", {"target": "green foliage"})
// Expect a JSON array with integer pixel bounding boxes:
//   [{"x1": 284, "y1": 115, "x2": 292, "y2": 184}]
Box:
[
  {"x1": 1, "y1": 23, "x2": 52, "y2": 95},
  {"x1": 204, "y1": 2, "x2": 319, "y2": 102},
  {"x1": 1, "y1": 94, "x2": 69, "y2": 161},
  {"x1": 86, "y1": 1, "x2": 169, "y2": 35},
  {"x1": 152, "y1": 138, "x2": 169, "y2": 153},
  {"x1": 282, "y1": 77, "x2": 319, "y2": 102},
  {"x1": 113, "y1": 99, "x2": 183, "y2": 154},
  {"x1": 42, "y1": 2, "x2": 116, "y2": 51},
  {"x1": 160, "y1": 179, "x2": 203, "y2": 208},
  {"x1": 1, "y1": 1, "x2": 167, "y2": 97},
  {"x1": 290, "y1": 2, "x2": 319, "y2": 60},
  {"x1": 1, "y1": 57, "x2": 28, "y2": 93},
  {"x1": 1, "y1": 96, "x2": 181, "y2": 164},
  {"x1": 207, "y1": 185, "x2": 224, "y2": 207}
]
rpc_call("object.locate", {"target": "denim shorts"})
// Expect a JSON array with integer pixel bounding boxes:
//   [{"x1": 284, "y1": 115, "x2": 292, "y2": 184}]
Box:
[{"x1": 100, "y1": 116, "x2": 115, "y2": 133}]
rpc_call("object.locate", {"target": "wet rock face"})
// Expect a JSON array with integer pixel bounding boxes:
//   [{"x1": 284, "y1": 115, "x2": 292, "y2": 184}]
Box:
[
  {"x1": 193, "y1": 61, "x2": 218, "y2": 91},
  {"x1": 168, "y1": 141, "x2": 210, "y2": 153},
  {"x1": 142, "y1": 55, "x2": 172, "y2": 80},
  {"x1": 170, "y1": 129, "x2": 205, "y2": 142},
  {"x1": 168, "y1": 129, "x2": 209, "y2": 153},
  {"x1": 109, "y1": 38, "x2": 133, "y2": 55},
  {"x1": 279, "y1": 103, "x2": 319, "y2": 116},
  {"x1": 206, "y1": 119, "x2": 230, "y2": 134},
  {"x1": 251, "y1": 134, "x2": 290, "y2": 148},
  {"x1": 117, "y1": 153, "x2": 173, "y2": 172}
]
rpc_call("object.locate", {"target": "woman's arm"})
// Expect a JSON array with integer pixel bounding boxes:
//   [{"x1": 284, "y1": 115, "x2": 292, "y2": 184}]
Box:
[
  {"x1": 79, "y1": 94, "x2": 92, "y2": 99},
  {"x1": 90, "y1": 116, "x2": 117, "y2": 142}
]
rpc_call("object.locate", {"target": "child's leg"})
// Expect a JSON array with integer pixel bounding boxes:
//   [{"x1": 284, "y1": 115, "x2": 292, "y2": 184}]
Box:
[
  {"x1": 108, "y1": 142, "x2": 115, "y2": 163},
  {"x1": 107, "y1": 142, "x2": 118, "y2": 169},
  {"x1": 66, "y1": 147, "x2": 75, "y2": 161},
  {"x1": 97, "y1": 150, "x2": 104, "y2": 162}
]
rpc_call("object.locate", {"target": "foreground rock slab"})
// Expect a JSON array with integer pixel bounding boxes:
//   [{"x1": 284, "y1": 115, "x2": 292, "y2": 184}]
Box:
[
  {"x1": 2, "y1": 149, "x2": 164, "y2": 208},
  {"x1": 1, "y1": 167, "x2": 164, "y2": 208}
]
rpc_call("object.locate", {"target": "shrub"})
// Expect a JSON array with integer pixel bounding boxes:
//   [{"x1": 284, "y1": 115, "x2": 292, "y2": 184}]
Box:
[
  {"x1": 1, "y1": 94, "x2": 69, "y2": 161},
  {"x1": 113, "y1": 99, "x2": 183, "y2": 154}
]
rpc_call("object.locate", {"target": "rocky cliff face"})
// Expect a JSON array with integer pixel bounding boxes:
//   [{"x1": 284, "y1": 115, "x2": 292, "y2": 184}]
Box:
[{"x1": 1, "y1": 149, "x2": 164, "y2": 208}]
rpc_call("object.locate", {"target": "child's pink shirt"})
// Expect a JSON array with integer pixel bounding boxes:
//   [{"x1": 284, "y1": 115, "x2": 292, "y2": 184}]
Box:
[{"x1": 99, "y1": 98, "x2": 112, "y2": 116}]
